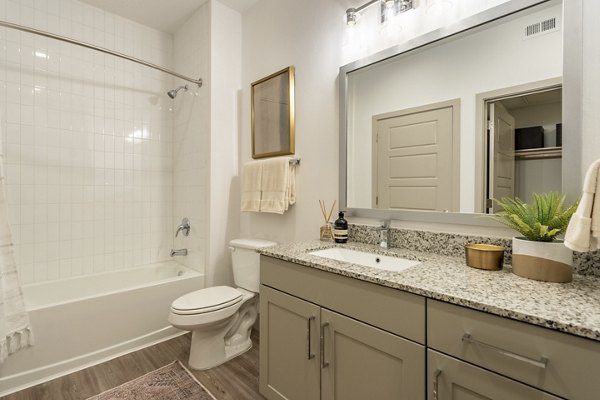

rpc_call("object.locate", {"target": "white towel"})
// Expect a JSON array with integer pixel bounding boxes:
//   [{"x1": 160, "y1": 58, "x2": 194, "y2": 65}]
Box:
[
  {"x1": 240, "y1": 160, "x2": 263, "y2": 212},
  {"x1": 260, "y1": 157, "x2": 293, "y2": 214},
  {"x1": 565, "y1": 159, "x2": 600, "y2": 252}
]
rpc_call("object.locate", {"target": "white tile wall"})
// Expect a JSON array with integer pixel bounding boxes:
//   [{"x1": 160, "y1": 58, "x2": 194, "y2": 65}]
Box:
[
  {"x1": 0, "y1": 0, "x2": 176, "y2": 284},
  {"x1": 172, "y1": 3, "x2": 210, "y2": 273}
]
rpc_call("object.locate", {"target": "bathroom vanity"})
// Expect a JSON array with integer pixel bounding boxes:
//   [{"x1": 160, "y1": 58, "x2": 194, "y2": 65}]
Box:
[{"x1": 258, "y1": 242, "x2": 600, "y2": 400}]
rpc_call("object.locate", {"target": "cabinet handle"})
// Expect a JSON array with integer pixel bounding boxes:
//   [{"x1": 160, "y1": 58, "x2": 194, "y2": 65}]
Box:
[
  {"x1": 462, "y1": 333, "x2": 548, "y2": 369},
  {"x1": 320, "y1": 322, "x2": 330, "y2": 368},
  {"x1": 307, "y1": 316, "x2": 315, "y2": 360},
  {"x1": 433, "y1": 369, "x2": 442, "y2": 400}
]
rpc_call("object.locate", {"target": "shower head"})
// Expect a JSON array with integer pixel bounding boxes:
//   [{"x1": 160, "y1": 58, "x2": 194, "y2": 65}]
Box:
[{"x1": 167, "y1": 85, "x2": 188, "y2": 99}]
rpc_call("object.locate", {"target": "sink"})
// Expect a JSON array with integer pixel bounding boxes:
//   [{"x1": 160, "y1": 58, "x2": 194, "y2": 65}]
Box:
[{"x1": 309, "y1": 248, "x2": 420, "y2": 272}]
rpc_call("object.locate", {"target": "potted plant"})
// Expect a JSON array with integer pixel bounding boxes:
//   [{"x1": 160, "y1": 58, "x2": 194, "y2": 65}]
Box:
[{"x1": 493, "y1": 192, "x2": 578, "y2": 283}]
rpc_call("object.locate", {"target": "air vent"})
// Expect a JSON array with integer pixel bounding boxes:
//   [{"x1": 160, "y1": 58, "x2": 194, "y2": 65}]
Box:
[{"x1": 524, "y1": 17, "x2": 559, "y2": 39}]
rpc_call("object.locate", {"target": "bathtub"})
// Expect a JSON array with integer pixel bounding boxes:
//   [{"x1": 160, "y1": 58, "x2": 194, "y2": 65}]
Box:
[{"x1": 0, "y1": 261, "x2": 204, "y2": 397}]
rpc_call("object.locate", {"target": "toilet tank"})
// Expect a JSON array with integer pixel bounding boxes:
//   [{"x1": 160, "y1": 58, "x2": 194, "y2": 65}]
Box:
[{"x1": 229, "y1": 238, "x2": 277, "y2": 292}]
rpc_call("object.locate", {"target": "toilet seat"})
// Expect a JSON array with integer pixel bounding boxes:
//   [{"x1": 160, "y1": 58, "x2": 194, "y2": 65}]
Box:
[{"x1": 171, "y1": 286, "x2": 243, "y2": 315}]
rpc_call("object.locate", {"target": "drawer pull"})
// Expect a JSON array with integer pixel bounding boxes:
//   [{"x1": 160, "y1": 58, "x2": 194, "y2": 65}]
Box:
[
  {"x1": 433, "y1": 369, "x2": 442, "y2": 400},
  {"x1": 321, "y1": 322, "x2": 330, "y2": 368},
  {"x1": 307, "y1": 316, "x2": 315, "y2": 360},
  {"x1": 462, "y1": 333, "x2": 548, "y2": 369}
]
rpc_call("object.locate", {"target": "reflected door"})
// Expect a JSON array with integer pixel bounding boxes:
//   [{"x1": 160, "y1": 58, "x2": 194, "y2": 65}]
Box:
[
  {"x1": 488, "y1": 102, "x2": 515, "y2": 213},
  {"x1": 375, "y1": 104, "x2": 457, "y2": 211}
]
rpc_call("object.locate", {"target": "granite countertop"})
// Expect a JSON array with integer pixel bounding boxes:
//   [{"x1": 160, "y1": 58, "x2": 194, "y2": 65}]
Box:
[{"x1": 259, "y1": 240, "x2": 600, "y2": 342}]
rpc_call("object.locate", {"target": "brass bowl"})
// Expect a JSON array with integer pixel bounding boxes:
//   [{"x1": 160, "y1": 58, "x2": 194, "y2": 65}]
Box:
[{"x1": 465, "y1": 244, "x2": 505, "y2": 271}]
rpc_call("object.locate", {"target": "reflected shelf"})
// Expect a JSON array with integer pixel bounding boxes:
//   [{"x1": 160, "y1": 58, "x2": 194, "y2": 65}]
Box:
[{"x1": 514, "y1": 146, "x2": 562, "y2": 160}]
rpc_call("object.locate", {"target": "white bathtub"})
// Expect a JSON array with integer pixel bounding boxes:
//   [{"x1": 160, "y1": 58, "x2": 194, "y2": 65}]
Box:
[{"x1": 0, "y1": 261, "x2": 204, "y2": 397}]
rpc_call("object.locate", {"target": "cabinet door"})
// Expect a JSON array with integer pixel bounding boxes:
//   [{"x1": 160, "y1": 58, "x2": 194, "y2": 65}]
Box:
[
  {"x1": 321, "y1": 308, "x2": 425, "y2": 400},
  {"x1": 428, "y1": 350, "x2": 561, "y2": 400},
  {"x1": 259, "y1": 285, "x2": 321, "y2": 400}
]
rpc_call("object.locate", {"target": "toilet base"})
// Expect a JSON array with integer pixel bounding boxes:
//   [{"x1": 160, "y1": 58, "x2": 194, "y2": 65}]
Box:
[
  {"x1": 188, "y1": 330, "x2": 253, "y2": 370},
  {"x1": 187, "y1": 297, "x2": 257, "y2": 370}
]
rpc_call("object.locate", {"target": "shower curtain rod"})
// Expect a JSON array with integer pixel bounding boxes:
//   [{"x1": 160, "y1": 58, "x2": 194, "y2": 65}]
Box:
[{"x1": 0, "y1": 20, "x2": 203, "y2": 87}]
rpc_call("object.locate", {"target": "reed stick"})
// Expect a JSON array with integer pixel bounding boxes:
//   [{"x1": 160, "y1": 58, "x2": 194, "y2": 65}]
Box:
[
  {"x1": 319, "y1": 200, "x2": 327, "y2": 222},
  {"x1": 327, "y1": 200, "x2": 336, "y2": 224}
]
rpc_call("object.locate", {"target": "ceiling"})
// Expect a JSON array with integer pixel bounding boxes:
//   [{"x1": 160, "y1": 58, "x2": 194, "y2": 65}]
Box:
[
  {"x1": 79, "y1": 0, "x2": 259, "y2": 33},
  {"x1": 501, "y1": 89, "x2": 562, "y2": 111}
]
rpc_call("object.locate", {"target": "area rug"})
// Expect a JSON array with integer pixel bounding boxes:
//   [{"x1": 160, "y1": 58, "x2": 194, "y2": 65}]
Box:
[{"x1": 87, "y1": 361, "x2": 217, "y2": 400}]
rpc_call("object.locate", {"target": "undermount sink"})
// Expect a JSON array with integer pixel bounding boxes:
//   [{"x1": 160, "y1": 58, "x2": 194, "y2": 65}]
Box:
[{"x1": 309, "y1": 248, "x2": 421, "y2": 272}]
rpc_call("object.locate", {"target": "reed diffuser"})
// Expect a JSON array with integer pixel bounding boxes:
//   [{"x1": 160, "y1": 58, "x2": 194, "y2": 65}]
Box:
[{"x1": 319, "y1": 200, "x2": 336, "y2": 241}]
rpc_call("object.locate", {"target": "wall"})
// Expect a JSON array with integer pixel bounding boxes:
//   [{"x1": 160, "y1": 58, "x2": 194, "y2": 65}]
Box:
[
  {"x1": 346, "y1": 4, "x2": 562, "y2": 212},
  {"x1": 207, "y1": 0, "x2": 242, "y2": 286},
  {"x1": 172, "y1": 3, "x2": 211, "y2": 274},
  {"x1": 0, "y1": 0, "x2": 174, "y2": 284},
  {"x1": 240, "y1": 0, "x2": 343, "y2": 243},
  {"x1": 239, "y1": 0, "x2": 551, "y2": 242}
]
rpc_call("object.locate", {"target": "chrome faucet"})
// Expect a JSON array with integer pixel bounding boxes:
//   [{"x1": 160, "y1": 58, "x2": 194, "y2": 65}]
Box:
[
  {"x1": 175, "y1": 218, "x2": 190, "y2": 237},
  {"x1": 374, "y1": 220, "x2": 391, "y2": 249},
  {"x1": 170, "y1": 248, "x2": 188, "y2": 257}
]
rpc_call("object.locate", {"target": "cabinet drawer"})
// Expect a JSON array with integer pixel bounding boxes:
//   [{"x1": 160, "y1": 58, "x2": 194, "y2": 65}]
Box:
[
  {"x1": 261, "y1": 255, "x2": 425, "y2": 344},
  {"x1": 428, "y1": 350, "x2": 561, "y2": 400},
  {"x1": 428, "y1": 299, "x2": 600, "y2": 400}
]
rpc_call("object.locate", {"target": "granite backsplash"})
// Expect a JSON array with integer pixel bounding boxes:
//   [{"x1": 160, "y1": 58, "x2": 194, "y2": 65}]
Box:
[{"x1": 348, "y1": 223, "x2": 600, "y2": 277}]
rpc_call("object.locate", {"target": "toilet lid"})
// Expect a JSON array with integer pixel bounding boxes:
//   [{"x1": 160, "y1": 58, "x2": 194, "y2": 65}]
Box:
[{"x1": 171, "y1": 286, "x2": 243, "y2": 315}]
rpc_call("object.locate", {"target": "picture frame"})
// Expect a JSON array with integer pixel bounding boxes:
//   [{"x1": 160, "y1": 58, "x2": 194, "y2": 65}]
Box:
[{"x1": 251, "y1": 66, "x2": 295, "y2": 159}]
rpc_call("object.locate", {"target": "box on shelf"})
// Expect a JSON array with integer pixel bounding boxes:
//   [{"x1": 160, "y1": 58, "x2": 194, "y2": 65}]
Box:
[{"x1": 515, "y1": 126, "x2": 544, "y2": 150}]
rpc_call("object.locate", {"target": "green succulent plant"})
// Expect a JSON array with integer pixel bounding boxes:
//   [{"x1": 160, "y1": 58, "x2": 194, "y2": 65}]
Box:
[{"x1": 492, "y1": 192, "x2": 578, "y2": 242}]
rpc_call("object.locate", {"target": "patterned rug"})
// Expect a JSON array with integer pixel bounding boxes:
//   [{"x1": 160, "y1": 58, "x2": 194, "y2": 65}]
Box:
[{"x1": 87, "y1": 361, "x2": 217, "y2": 400}]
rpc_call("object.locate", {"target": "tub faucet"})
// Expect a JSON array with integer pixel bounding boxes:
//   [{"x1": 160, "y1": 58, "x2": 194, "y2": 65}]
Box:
[
  {"x1": 374, "y1": 220, "x2": 391, "y2": 249},
  {"x1": 170, "y1": 248, "x2": 188, "y2": 257},
  {"x1": 175, "y1": 218, "x2": 190, "y2": 237}
]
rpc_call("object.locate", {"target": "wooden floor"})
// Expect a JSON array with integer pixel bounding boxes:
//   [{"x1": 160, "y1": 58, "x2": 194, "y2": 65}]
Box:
[{"x1": 3, "y1": 330, "x2": 266, "y2": 400}]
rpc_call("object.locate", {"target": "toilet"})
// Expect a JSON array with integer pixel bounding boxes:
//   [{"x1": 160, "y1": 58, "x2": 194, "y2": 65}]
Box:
[{"x1": 168, "y1": 238, "x2": 276, "y2": 370}]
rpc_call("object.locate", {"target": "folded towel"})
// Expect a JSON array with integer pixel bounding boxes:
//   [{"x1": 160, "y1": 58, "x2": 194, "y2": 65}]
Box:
[
  {"x1": 288, "y1": 163, "x2": 296, "y2": 206},
  {"x1": 260, "y1": 157, "x2": 292, "y2": 214},
  {"x1": 240, "y1": 160, "x2": 263, "y2": 212},
  {"x1": 565, "y1": 159, "x2": 600, "y2": 252}
]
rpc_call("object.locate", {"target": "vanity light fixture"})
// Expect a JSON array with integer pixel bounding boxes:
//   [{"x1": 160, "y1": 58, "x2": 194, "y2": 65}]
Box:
[{"x1": 346, "y1": 0, "x2": 414, "y2": 26}]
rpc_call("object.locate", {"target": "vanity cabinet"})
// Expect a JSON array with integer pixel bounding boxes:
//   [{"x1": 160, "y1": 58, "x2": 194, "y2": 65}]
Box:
[
  {"x1": 260, "y1": 255, "x2": 600, "y2": 400},
  {"x1": 428, "y1": 299, "x2": 600, "y2": 400},
  {"x1": 427, "y1": 350, "x2": 561, "y2": 400},
  {"x1": 259, "y1": 256, "x2": 426, "y2": 400}
]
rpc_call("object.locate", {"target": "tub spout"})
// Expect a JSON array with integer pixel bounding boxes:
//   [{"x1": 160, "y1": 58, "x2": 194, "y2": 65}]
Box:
[{"x1": 170, "y1": 248, "x2": 188, "y2": 257}]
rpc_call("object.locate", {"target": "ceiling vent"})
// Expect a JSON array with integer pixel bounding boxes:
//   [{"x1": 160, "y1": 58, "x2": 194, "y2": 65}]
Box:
[{"x1": 524, "y1": 16, "x2": 559, "y2": 39}]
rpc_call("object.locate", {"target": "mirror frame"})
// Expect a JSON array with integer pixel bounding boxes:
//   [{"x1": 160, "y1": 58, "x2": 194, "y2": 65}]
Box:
[
  {"x1": 252, "y1": 66, "x2": 296, "y2": 159},
  {"x1": 339, "y1": 0, "x2": 572, "y2": 226}
]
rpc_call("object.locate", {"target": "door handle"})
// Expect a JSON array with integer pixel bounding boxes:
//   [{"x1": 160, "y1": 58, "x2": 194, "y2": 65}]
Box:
[
  {"x1": 462, "y1": 333, "x2": 548, "y2": 369},
  {"x1": 433, "y1": 369, "x2": 442, "y2": 400},
  {"x1": 320, "y1": 322, "x2": 330, "y2": 368},
  {"x1": 307, "y1": 316, "x2": 315, "y2": 360}
]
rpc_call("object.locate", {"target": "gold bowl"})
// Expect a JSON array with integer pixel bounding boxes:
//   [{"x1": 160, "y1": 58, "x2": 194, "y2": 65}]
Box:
[{"x1": 464, "y1": 244, "x2": 505, "y2": 271}]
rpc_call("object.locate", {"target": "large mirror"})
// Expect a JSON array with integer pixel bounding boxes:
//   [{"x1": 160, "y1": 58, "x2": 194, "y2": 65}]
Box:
[{"x1": 341, "y1": 0, "x2": 564, "y2": 217}]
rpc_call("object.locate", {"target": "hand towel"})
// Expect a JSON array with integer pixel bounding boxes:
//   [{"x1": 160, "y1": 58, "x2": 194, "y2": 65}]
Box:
[
  {"x1": 565, "y1": 159, "x2": 600, "y2": 252},
  {"x1": 260, "y1": 157, "x2": 294, "y2": 214},
  {"x1": 240, "y1": 160, "x2": 263, "y2": 212}
]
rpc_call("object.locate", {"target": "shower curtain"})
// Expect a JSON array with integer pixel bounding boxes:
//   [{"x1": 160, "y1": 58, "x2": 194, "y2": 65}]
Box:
[{"x1": 0, "y1": 118, "x2": 33, "y2": 363}]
